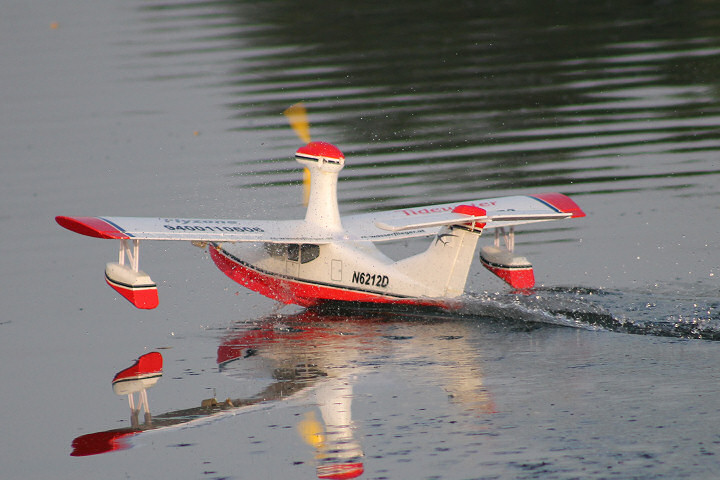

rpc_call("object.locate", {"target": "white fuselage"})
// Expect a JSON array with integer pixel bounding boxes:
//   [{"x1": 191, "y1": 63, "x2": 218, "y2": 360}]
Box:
[
  {"x1": 209, "y1": 142, "x2": 484, "y2": 307},
  {"x1": 211, "y1": 223, "x2": 481, "y2": 307},
  {"x1": 211, "y1": 142, "x2": 480, "y2": 305}
]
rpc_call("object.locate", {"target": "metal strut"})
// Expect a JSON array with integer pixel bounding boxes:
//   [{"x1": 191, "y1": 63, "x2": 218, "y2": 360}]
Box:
[
  {"x1": 118, "y1": 239, "x2": 141, "y2": 272},
  {"x1": 128, "y1": 388, "x2": 151, "y2": 415},
  {"x1": 493, "y1": 227, "x2": 515, "y2": 253}
]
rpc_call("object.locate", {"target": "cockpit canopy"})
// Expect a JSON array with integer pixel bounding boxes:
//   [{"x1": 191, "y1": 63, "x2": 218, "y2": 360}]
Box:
[{"x1": 264, "y1": 243, "x2": 320, "y2": 264}]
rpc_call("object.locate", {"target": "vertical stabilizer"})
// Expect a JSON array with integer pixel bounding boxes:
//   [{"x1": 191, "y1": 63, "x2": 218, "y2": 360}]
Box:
[{"x1": 394, "y1": 226, "x2": 482, "y2": 298}]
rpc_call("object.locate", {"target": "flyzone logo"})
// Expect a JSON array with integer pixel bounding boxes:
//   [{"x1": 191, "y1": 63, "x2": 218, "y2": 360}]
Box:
[{"x1": 401, "y1": 201, "x2": 496, "y2": 216}]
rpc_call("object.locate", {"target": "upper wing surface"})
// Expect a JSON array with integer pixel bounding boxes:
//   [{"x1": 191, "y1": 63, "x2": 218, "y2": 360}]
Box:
[
  {"x1": 342, "y1": 193, "x2": 584, "y2": 242},
  {"x1": 56, "y1": 216, "x2": 334, "y2": 244},
  {"x1": 57, "y1": 194, "x2": 583, "y2": 244}
]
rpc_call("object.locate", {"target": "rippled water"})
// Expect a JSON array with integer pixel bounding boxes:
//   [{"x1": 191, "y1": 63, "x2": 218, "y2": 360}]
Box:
[
  {"x1": 128, "y1": 2, "x2": 720, "y2": 200},
  {"x1": 3, "y1": 0, "x2": 720, "y2": 478},
  {"x1": 121, "y1": 0, "x2": 720, "y2": 332}
]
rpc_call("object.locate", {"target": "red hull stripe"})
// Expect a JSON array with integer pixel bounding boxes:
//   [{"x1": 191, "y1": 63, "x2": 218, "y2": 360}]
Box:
[
  {"x1": 56, "y1": 216, "x2": 131, "y2": 239},
  {"x1": 105, "y1": 278, "x2": 159, "y2": 309},
  {"x1": 210, "y1": 246, "x2": 442, "y2": 308},
  {"x1": 482, "y1": 263, "x2": 535, "y2": 289},
  {"x1": 529, "y1": 193, "x2": 586, "y2": 218}
]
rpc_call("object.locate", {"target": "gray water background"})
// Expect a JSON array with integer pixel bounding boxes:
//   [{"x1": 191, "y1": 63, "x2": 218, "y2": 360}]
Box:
[{"x1": 2, "y1": 0, "x2": 720, "y2": 478}]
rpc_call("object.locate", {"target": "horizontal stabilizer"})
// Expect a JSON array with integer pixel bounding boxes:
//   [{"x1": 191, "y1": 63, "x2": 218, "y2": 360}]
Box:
[
  {"x1": 375, "y1": 211, "x2": 488, "y2": 232},
  {"x1": 375, "y1": 210, "x2": 569, "y2": 232},
  {"x1": 344, "y1": 193, "x2": 584, "y2": 241}
]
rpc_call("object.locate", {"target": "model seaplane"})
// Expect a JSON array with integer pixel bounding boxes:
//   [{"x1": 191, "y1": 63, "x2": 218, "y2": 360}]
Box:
[{"x1": 56, "y1": 106, "x2": 585, "y2": 310}]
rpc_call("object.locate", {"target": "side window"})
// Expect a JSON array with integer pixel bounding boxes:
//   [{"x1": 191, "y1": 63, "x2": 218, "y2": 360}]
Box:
[
  {"x1": 300, "y1": 244, "x2": 320, "y2": 264},
  {"x1": 263, "y1": 243, "x2": 316, "y2": 263},
  {"x1": 264, "y1": 243, "x2": 286, "y2": 258}
]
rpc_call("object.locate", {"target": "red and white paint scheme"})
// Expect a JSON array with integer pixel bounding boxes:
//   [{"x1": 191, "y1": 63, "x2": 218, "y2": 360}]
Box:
[
  {"x1": 104, "y1": 242, "x2": 159, "y2": 309},
  {"x1": 56, "y1": 141, "x2": 585, "y2": 310},
  {"x1": 112, "y1": 351, "x2": 163, "y2": 417}
]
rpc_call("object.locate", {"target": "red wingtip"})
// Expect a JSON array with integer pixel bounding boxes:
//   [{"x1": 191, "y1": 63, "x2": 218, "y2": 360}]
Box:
[
  {"x1": 530, "y1": 193, "x2": 586, "y2": 218},
  {"x1": 71, "y1": 430, "x2": 139, "y2": 457},
  {"x1": 56, "y1": 216, "x2": 129, "y2": 239}
]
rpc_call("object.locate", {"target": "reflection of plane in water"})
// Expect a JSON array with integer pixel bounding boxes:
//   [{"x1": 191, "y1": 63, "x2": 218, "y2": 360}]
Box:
[
  {"x1": 71, "y1": 306, "x2": 494, "y2": 478},
  {"x1": 70, "y1": 350, "x2": 325, "y2": 458}
]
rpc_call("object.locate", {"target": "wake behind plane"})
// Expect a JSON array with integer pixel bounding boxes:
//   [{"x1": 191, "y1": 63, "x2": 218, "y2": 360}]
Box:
[{"x1": 56, "y1": 108, "x2": 585, "y2": 309}]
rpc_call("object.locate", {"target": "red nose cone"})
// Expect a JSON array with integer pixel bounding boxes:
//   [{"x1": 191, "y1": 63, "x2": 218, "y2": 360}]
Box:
[{"x1": 296, "y1": 141, "x2": 344, "y2": 162}]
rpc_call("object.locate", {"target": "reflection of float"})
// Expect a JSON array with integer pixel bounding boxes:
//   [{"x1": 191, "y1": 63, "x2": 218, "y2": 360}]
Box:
[
  {"x1": 70, "y1": 354, "x2": 324, "y2": 457},
  {"x1": 112, "y1": 351, "x2": 163, "y2": 422},
  {"x1": 72, "y1": 352, "x2": 163, "y2": 457},
  {"x1": 71, "y1": 306, "x2": 495, "y2": 477}
]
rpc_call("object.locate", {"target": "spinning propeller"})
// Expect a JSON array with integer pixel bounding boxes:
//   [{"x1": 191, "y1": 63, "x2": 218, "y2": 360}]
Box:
[{"x1": 283, "y1": 102, "x2": 312, "y2": 205}]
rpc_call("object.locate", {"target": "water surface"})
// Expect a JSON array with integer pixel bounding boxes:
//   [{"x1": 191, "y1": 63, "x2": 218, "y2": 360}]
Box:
[{"x1": 2, "y1": 0, "x2": 720, "y2": 478}]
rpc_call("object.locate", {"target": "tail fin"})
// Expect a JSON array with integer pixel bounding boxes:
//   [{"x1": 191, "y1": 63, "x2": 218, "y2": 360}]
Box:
[{"x1": 394, "y1": 225, "x2": 482, "y2": 298}]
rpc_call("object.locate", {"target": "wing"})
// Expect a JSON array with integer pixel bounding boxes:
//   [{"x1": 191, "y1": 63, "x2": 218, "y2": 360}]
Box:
[
  {"x1": 342, "y1": 193, "x2": 585, "y2": 242},
  {"x1": 57, "y1": 193, "x2": 584, "y2": 243},
  {"x1": 55, "y1": 216, "x2": 335, "y2": 244}
]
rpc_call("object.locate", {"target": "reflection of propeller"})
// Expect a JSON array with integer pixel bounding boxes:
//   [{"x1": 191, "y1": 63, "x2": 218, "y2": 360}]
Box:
[
  {"x1": 299, "y1": 379, "x2": 365, "y2": 480},
  {"x1": 283, "y1": 102, "x2": 312, "y2": 205},
  {"x1": 298, "y1": 411, "x2": 326, "y2": 448}
]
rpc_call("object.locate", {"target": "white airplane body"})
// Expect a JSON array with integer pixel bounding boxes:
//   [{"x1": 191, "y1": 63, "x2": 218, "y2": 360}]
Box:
[{"x1": 57, "y1": 141, "x2": 585, "y2": 310}]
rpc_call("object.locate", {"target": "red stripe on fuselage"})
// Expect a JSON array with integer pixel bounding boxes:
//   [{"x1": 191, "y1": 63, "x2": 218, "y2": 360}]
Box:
[{"x1": 209, "y1": 246, "x2": 442, "y2": 308}]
